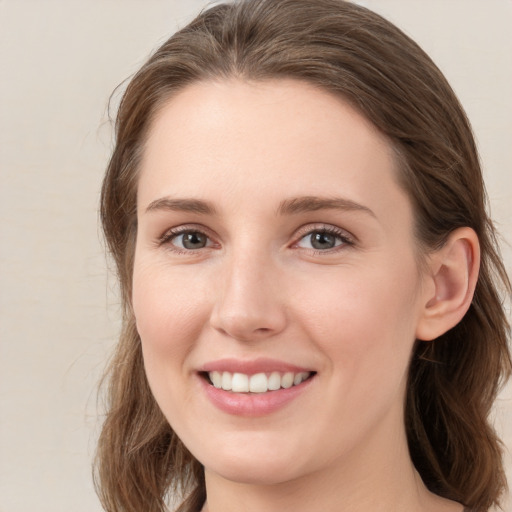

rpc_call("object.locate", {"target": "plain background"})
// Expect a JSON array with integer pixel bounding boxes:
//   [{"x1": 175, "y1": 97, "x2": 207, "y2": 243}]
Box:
[{"x1": 0, "y1": 1, "x2": 510, "y2": 511}]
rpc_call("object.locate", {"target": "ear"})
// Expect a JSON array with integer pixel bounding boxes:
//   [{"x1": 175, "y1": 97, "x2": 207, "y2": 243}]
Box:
[{"x1": 415, "y1": 227, "x2": 480, "y2": 341}]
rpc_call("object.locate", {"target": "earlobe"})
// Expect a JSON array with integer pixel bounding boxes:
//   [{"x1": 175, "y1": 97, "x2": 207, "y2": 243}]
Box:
[{"x1": 415, "y1": 227, "x2": 480, "y2": 341}]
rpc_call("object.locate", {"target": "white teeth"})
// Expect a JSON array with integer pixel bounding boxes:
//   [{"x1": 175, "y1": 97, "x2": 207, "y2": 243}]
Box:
[
  {"x1": 249, "y1": 373, "x2": 267, "y2": 393},
  {"x1": 268, "y1": 371, "x2": 281, "y2": 391},
  {"x1": 211, "y1": 371, "x2": 222, "y2": 388},
  {"x1": 208, "y1": 370, "x2": 311, "y2": 393},
  {"x1": 294, "y1": 372, "x2": 305, "y2": 385},
  {"x1": 221, "y1": 371, "x2": 232, "y2": 391},
  {"x1": 281, "y1": 372, "x2": 294, "y2": 389},
  {"x1": 231, "y1": 373, "x2": 249, "y2": 392}
]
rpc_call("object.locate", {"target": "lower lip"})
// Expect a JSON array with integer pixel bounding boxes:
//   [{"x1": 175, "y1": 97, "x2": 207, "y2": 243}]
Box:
[{"x1": 199, "y1": 374, "x2": 315, "y2": 417}]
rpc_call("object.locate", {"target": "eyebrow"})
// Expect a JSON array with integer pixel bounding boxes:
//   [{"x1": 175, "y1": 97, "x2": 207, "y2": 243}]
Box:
[
  {"x1": 277, "y1": 196, "x2": 375, "y2": 217},
  {"x1": 144, "y1": 195, "x2": 374, "y2": 218},
  {"x1": 145, "y1": 197, "x2": 217, "y2": 215}
]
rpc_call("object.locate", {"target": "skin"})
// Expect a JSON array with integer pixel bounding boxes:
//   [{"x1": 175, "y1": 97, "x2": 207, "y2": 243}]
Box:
[{"x1": 132, "y1": 79, "x2": 470, "y2": 512}]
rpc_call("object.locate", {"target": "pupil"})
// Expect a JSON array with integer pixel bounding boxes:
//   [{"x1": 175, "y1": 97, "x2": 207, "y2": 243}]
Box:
[
  {"x1": 311, "y1": 232, "x2": 335, "y2": 250},
  {"x1": 183, "y1": 232, "x2": 206, "y2": 249}
]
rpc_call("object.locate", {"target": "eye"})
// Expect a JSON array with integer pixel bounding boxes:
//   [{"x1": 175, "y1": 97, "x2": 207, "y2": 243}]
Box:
[
  {"x1": 295, "y1": 227, "x2": 353, "y2": 251},
  {"x1": 174, "y1": 231, "x2": 210, "y2": 250},
  {"x1": 159, "y1": 228, "x2": 214, "y2": 252}
]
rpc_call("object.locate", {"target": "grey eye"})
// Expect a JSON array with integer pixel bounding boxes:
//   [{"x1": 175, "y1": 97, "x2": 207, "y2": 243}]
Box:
[
  {"x1": 297, "y1": 230, "x2": 345, "y2": 250},
  {"x1": 310, "y1": 232, "x2": 337, "y2": 250},
  {"x1": 175, "y1": 231, "x2": 209, "y2": 250}
]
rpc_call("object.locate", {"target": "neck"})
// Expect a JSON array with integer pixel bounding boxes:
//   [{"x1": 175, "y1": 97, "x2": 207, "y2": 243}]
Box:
[
  {"x1": 200, "y1": 414, "x2": 437, "y2": 512},
  {"x1": 202, "y1": 467, "x2": 425, "y2": 512}
]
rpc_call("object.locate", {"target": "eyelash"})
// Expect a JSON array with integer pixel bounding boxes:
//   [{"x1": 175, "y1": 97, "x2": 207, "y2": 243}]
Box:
[
  {"x1": 292, "y1": 224, "x2": 355, "y2": 254},
  {"x1": 157, "y1": 224, "x2": 355, "y2": 255},
  {"x1": 157, "y1": 224, "x2": 216, "y2": 255}
]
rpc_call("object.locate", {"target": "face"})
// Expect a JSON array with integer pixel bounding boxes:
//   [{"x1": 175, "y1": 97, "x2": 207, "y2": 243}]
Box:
[{"x1": 133, "y1": 79, "x2": 430, "y2": 486}]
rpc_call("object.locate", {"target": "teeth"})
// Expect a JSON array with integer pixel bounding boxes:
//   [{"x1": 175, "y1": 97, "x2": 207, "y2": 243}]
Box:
[
  {"x1": 249, "y1": 373, "x2": 267, "y2": 393},
  {"x1": 293, "y1": 373, "x2": 304, "y2": 385},
  {"x1": 268, "y1": 371, "x2": 281, "y2": 391},
  {"x1": 232, "y1": 373, "x2": 249, "y2": 392},
  {"x1": 208, "y1": 370, "x2": 311, "y2": 393},
  {"x1": 281, "y1": 372, "x2": 294, "y2": 389},
  {"x1": 221, "y1": 371, "x2": 232, "y2": 391},
  {"x1": 210, "y1": 371, "x2": 222, "y2": 388}
]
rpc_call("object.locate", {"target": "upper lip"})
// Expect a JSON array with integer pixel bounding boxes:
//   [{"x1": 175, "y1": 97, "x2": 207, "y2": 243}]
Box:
[{"x1": 198, "y1": 358, "x2": 313, "y2": 375}]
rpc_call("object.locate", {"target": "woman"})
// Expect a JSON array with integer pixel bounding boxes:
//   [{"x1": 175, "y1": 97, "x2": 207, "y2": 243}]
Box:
[{"x1": 95, "y1": 1, "x2": 511, "y2": 511}]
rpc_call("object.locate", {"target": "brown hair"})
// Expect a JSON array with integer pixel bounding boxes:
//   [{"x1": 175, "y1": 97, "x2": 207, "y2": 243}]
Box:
[{"x1": 96, "y1": 1, "x2": 512, "y2": 511}]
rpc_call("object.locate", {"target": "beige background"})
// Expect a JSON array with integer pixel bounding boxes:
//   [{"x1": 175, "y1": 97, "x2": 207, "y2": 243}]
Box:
[{"x1": 0, "y1": 1, "x2": 510, "y2": 511}]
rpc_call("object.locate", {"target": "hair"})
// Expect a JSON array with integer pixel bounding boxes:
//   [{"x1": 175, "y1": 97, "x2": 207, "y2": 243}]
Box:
[{"x1": 95, "y1": 1, "x2": 512, "y2": 511}]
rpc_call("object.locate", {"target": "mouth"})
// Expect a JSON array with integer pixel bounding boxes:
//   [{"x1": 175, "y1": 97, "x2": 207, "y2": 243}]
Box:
[
  {"x1": 198, "y1": 361, "x2": 317, "y2": 416},
  {"x1": 201, "y1": 370, "x2": 316, "y2": 394}
]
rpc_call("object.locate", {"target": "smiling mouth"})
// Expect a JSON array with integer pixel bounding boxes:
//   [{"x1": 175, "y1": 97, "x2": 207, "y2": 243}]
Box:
[{"x1": 203, "y1": 371, "x2": 315, "y2": 393}]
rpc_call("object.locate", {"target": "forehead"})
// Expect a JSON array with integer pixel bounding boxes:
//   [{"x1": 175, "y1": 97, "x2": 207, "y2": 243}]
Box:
[
  {"x1": 138, "y1": 79, "x2": 410, "y2": 227},
  {"x1": 144, "y1": 78, "x2": 391, "y2": 162}
]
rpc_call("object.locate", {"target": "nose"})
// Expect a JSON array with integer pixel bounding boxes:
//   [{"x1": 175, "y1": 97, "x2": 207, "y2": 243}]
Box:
[{"x1": 209, "y1": 252, "x2": 287, "y2": 342}]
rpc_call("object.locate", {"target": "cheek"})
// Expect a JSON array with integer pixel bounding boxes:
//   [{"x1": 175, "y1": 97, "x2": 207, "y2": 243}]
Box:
[
  {"x1": 295, "y1": 261, "x2": 421, "y2": 380},
  {"x1": 132, "y1": 261, "x2": 211, "y2": 373},
  {"x1": 132, "y1": 261, "x2": 213, "y2": 425}
]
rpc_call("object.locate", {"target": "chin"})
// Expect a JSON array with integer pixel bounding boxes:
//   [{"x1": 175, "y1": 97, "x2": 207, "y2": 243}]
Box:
[
  {"x1": 197, "y1": 436, "x2": 311, "y2": 486},
  {"x1": 205, "y1": 458, "x2": 305, "y2": 486}
]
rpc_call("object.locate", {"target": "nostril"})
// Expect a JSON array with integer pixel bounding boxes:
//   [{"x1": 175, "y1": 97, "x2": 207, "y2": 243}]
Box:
[
  {"x1": 210, "y1": 317, "x2": 284, "y2": 343},
  {"x1": 209, "y1": 278, "x2": 288, "y2": 341},
  {"x1": 255, "y1": 327, "x2": 272, "y2": 333}
]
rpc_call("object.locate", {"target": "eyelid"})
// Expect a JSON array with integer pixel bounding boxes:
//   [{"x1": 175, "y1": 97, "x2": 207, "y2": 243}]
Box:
[
  {"x1": 157, "y1": 223, "x2": 218, "y2": 249},
  {"x1": 291, "y1": 223, "x2": 356, "y2": 250},
  {"x1": 155, "y1": 222, "x2": 355, "y2": 254}
]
